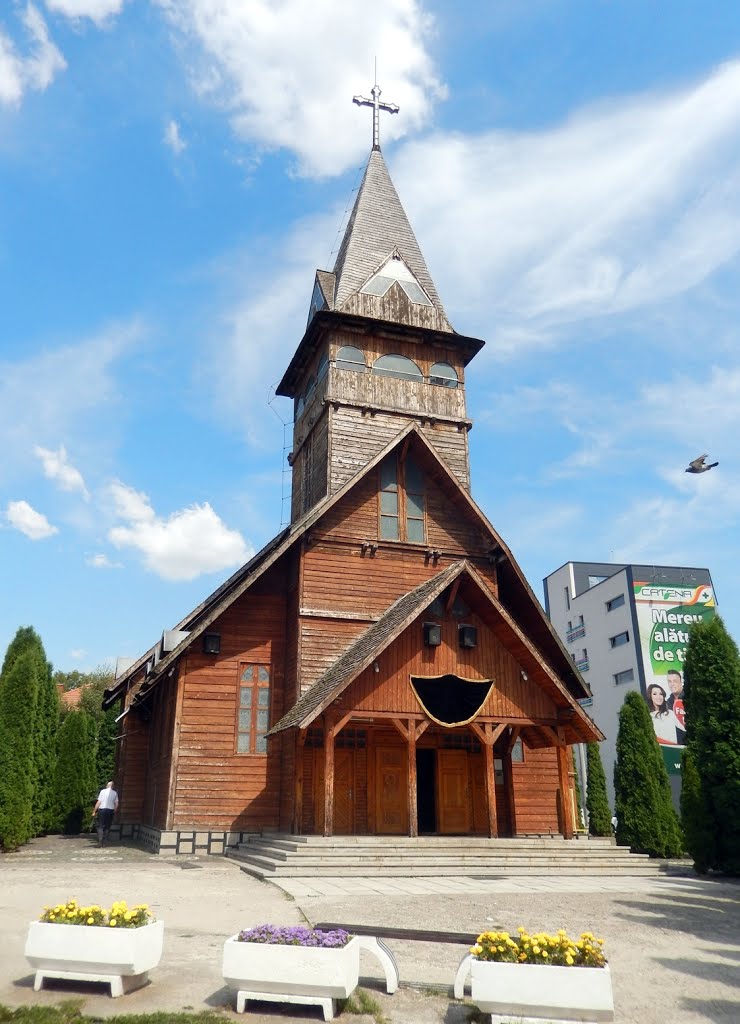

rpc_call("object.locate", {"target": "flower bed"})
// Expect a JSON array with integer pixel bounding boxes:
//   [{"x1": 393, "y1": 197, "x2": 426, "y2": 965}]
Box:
[
  {"x1": 25, "y1": 899, "x2": 163, "y2": 998},
  {"x1": 468, "y1": 928, "x2": 614, "y2": 1023},
  {"x1": 223, "y1": 924, "x2": 360, "y2": 1018}
]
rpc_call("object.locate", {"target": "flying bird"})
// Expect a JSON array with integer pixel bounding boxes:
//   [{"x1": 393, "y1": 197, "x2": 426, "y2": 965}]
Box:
[{"x1": 685, "y1": 454, "x2": 718, "y2": 474}]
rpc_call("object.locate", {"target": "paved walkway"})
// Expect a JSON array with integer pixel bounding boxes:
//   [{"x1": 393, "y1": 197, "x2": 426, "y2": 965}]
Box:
[{"x1": 2, "y1": 835, "x2": 739, "y2": 1023}]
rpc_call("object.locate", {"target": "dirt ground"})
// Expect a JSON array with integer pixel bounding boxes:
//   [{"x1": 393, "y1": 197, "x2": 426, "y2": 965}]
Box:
[{"x1": 1, "y1": 835, "x2": 739, "y2": 1023}]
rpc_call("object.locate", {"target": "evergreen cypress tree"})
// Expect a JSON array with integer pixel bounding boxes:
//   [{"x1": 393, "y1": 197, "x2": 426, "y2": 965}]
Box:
[
  {"x1": 30, "y1": 643, "x2": 58, "y2": 836},
  {"x1": 78, "y1": 665, "x2": 118, "y2": 789},
  {"x1": 0, "y1": 651, "x2": 40, "y2": 850},
  {"x1": 614, "y1": 690, "x2": 683, "y2": 857},
  {"x1": 0, "y1": 625, "x2": 44, "y2": 680},
  {"x1": 680, "y1": 747, "x2": 713, "y2": 873},
  {"x1": 585, "y1": 742, "x2": 612, "y2": 836},
  {"x1": 683, "y1": 616, "x2": 740, "y2": 875},
  {"x1": 54, "y1": 710, "x2": 97, "y2": 834}
]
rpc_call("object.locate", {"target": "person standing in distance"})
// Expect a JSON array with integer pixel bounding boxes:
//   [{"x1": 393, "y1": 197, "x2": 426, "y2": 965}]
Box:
[{"x1": 93, "y1": 781, "x2": 119, "y2": 847}]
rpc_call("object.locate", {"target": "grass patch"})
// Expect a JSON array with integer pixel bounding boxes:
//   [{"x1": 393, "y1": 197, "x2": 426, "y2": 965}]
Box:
[
  {"x1": 341, "y1": 987, "x2": 390, "y2": 1024},
  {"x1": 0, "y1": 1008, "x2": 230, "y2": 1024}
]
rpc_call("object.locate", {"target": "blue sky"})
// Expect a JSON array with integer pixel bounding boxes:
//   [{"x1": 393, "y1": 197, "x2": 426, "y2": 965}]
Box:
[{"x1": 2, "y1": 0, "x2": 740, "y2": 674}]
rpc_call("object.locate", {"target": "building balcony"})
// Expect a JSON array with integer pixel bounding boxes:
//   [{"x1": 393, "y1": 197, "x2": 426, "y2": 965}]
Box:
[
  {"x1": 575, "y1": 657, "x2": 590, "y2": 672},
  {"x1": 566, "y1": 624, "x2": 586, "y2": 643}
]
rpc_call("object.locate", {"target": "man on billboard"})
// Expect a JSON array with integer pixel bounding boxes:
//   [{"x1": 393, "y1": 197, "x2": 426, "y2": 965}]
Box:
[{"x1": 665, "y1": 669, "x2": 686, "y2": 743}]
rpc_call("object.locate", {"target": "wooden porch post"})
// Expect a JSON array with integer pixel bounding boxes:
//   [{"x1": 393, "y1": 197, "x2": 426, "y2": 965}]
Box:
[
  {"x1": 556, "y1": 728, "x2": 574, "y2": 840},
  {"x1": 323, "y1": 715, "x2": 336, "y2": 837},
  {"x1": 294, "y1": 730, "x2": 306, "y2": 835},
  {"x1": 502, "y1": 727, "x2": 520, "y2": 837},
  {"x1": 408, "y1": 719, "x2": 418, "y2": 838},
  {"x1": 483, "y1": 740, "x2": 498, "y2": 839}
]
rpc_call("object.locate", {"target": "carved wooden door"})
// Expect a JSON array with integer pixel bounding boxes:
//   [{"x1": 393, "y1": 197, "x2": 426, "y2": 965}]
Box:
[
  {"x1": 437, "y1": 749, "x2": 470, "y2": 834},
  {"x1": 375, "y1": 746, "x2": 408, "y2": 834},
  {"x1": 334, "y1": 749, "x2": 355, "y2": 835}
]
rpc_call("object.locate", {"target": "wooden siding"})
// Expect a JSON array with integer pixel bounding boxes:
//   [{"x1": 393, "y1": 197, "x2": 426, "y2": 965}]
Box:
[
  {"x1": 329, "y1": 405, "x2": 470, "y2": 493},
  {"x1": 118, "y1": 709, "x2": 149, "y2": 824},
  {"x1": 169, "y1": 585, "x2": 288, "y2": 829},
  {"x1": 142, "y1": 672, "x2": 177, "y2": 829},
  {"x1": 511, "y1": 745, "x2": 561, "y2": 834},
  {"x1": 336, "y1": 606, "x2": 558, "y2": 723}
]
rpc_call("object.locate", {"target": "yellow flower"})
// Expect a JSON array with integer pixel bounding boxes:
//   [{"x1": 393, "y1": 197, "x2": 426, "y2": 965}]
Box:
[{"x1": 109, "y1": 919, "x2": 117, "y2": 927}]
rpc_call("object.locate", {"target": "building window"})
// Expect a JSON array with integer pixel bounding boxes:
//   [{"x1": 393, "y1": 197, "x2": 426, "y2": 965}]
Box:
[
  {"x1": 610, "y1": 631, "x2": 630, "y2": 648},
  {"x1": 614, "y1": 668, "x2": 635, "y2": 685},
  {"x1": 373, "y1": 353, "x2": 423, "y2": 382},
  {"x1": 606, "y1": 594, "x2": 625, "y2": 612},
  {"x1": 429, "y1": 362, "x2": 458, "y2": 388},
  {"x1": 378, "y1": 453, "x2": 426, "y2": 543},
  {"x1": 511, "y1": 737, "x2": 524, "y2": 763},
  {"x1": 336, "y1": 345, "x2": 366, "y2": 372},
  {"x1": 237, "y1": 663, "x2": 271, "y2": 754},
  {"x1": 588, "y1": 574, "x2": 608, "y2": 587},
  {"x1": 564, "y1": 586, "x2": 570, "y2": 610}
]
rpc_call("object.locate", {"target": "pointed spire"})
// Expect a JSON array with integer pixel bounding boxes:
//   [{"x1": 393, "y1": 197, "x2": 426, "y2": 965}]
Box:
[{"x1": 331, "y1": 149, "x2": 452, "y2": 332}]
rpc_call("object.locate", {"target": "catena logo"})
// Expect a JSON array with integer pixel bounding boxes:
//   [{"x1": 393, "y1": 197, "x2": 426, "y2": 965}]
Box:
[{"x1": 636, "y1": 584, "x2": 712, "y2": 605}]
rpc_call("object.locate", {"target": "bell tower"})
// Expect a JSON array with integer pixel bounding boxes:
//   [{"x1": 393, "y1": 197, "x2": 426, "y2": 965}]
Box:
[{"x1": 276, "y1": 84, "x2": 484, "y2": 523}]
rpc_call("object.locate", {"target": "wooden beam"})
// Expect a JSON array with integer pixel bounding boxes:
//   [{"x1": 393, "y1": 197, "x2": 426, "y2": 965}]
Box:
[
  {"x1": 407, "y1": 719, "x2": 418, "y2": 838},
  {"x1": 556, "y1": 728, "x2": 574, "y2": 840},
  {"x1": 294, "y1": 730, "x2": 306, "y2": 835},
  {"x1": 390, "y1": 717, "x2": 409, "y2": 741},
  {"x1": 334, "y1": 710, "x2": 355, "y2": 737},
  {"x1": 483, "y1": 739, "x2": 498, "y2": 838},
  {"x1": 539, "y1": 725, "x2": 566, "y2": 748},
  {"x1": 504, "y1": 726, "x2": 521, "y2": 754},
  {"x1": 323, "y1": 715, "x2": 336, "y2": 837},
  {"x1": 415, "y1": 720, "x2": 430, "y2": 741},
  {"x1": 445, "y1": 578, "x2": 461, "y2": 613}
]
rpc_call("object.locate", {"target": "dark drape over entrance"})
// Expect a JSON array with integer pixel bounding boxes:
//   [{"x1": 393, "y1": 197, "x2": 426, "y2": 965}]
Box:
[{"x1": 410, "y1": 674, "x2": 494, "y2": 727}]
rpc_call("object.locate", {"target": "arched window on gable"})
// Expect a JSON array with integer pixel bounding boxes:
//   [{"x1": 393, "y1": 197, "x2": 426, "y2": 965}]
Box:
[
  {"x1": 373, "y1": 353, "x2": 423, "y2": 382},
  {"x1": 430, "y1": 362, "x2": 458, "y2": 388},
  {"x1": 336, "y1": 346, "x2": 366, "y2": 372}
]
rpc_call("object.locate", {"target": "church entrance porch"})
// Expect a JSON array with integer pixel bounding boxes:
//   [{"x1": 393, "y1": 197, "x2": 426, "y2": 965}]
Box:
[{"x1": 300, "y1": 720, "x2": 526, "y2": 838}]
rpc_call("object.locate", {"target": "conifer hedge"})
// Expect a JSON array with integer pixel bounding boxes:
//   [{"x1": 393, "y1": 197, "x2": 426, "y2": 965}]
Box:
[
  {"x1": 614, "y1": 690, "x2": 683, "y2": 858},
  {"x1": 0, "y1": 651, "x2": 40, "y2": 850},
  {"x1": 54, "y1": 710, "x2": 97, "y2": 834},
  {"x1": 683, "y1": 616, "x2": 740, "y2": 875},
  {"x1": 585, "y1": 742, "x2": 612, "y2": 836}
]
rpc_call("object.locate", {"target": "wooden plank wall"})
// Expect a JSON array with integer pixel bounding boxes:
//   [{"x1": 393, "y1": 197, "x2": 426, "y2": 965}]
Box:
[
  {"x1": 338, "y1": 607, "x2": 557, "y2": 723},
  {"x1": 330, "y1": 406, "x2": 470, "y2": 492},
  {"x1": 511, "y1": 745, "x2": 561, "y2": 834},
  {"x1": 118, "y1": 709, "x2": 150, "y2": 824},
  {"x1": 169, "y1": 579, "x2": 288, "y2": 830},
  {"x1": 143, "y1": 672, "x2": 177, "y2": 829}
]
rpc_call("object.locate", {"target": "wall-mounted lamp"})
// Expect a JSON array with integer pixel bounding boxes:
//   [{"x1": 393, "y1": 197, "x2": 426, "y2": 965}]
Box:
[
  {"x1": 423, "y1": 622, "x2": 442, "y2": 647},
  {"x1": 520, "y1": 669, "x2": 529, "y2": 682},
  {"x1": 373, "y1": 661, "x2": 380, "y2": 673},
  {"x1": 459, "y1": 624, "x2": 478, "y2": 649},
  {"x1": 202, "y1": 632, "x2": 221, "y2": 655}
]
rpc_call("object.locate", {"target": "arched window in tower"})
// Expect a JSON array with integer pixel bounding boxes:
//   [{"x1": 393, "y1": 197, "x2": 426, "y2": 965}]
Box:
[
  {"x1": 378, "y1": 453, "x2": 426, "y2": 543},
  {"x1": 336, "y1": 346, "x2": 366, "y2": 372},
  {"x1": 430, "y1": 362, "x2": 458, "y2": 388},
  {"x1": 373, "y1": 353, "x2": 423, "y2": 382}
]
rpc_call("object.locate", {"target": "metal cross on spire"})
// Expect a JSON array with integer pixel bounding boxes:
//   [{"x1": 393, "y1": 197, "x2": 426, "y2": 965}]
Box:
[{"x1": 353, "y1": 78, "x2": 399, "y2": 151}]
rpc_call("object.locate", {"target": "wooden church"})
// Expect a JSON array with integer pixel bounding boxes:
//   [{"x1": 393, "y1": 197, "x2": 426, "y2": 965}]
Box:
[{"x1": 104, "y1": 92, "x2": 602, "y2": 855}]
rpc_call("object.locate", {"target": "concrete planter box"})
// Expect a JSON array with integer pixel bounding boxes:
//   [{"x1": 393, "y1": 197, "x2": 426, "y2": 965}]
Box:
[
  {"x1": 471, "y1": 959, "x2": 614, "y2": 1022},
  {"x1": 25, "y1": 920, "x2": 164, "y2": 997},
  {"x1": 222, "y1": 934, "x2": 360, "y2": 1020}
]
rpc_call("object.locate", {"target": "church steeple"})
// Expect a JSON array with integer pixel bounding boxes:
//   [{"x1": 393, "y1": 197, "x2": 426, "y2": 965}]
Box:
[{"x1": 277, "y1": 89, "x2": 484, "y2": 524}]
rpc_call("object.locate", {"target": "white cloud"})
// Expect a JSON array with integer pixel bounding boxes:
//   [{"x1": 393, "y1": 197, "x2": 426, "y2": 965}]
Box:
[
  {"x1": 6, "y1": 499, "x2": 59, "y2": 539},
  {"x1": 154, "y1": 0, "x2": 444, "y2": 176},
  {"x1": 164, "y1": 117, "x2": 186, "y2": 154},
  {"x1": 107, "y1": 480, "x2": 252, "y2": 580},
  {"x1": 0, "y1": 321, "x2": 141, "y2": 486},
  {"x1": 0, "y1": 3, "x2": 66, "y2": 106},
  {"x1": 86, "y1": 552, "x2": 123, "y2": 569},
  {"x1": 34, "y1": 444, "x2": 89, "y2": 498},
  {"x1": 392, "y1": 60, "x2": 740, "y2": 350},
  {"x1": 69, "y1": 647, "x2": 86, "y2": 659},
  {"x1": 44, "y1": 0, "x2": 126, "y2": 25}
]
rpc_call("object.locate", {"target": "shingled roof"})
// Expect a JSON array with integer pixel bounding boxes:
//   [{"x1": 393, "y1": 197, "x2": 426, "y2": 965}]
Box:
[
  {"x1": 269, "y1": 560, "x2": 467, "y2": 734},
  {"x1": 331, "y1": 149, "x2": 452, "y2": 330}
]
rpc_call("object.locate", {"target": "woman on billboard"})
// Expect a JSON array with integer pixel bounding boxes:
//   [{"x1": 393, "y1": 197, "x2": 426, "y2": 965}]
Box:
[{"x1": 645, "y1": 684, "x2": 682, "y2": 744}]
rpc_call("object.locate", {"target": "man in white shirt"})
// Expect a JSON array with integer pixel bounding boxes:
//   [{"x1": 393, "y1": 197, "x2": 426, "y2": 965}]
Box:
[{"x1": 93, "y1": 781, "x2": 119, "y2": 847}]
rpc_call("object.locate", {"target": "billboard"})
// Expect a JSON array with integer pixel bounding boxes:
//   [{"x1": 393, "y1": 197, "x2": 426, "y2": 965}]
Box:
[{"x1": 633, "y1": 580, "x2": 715, "y2": 775}]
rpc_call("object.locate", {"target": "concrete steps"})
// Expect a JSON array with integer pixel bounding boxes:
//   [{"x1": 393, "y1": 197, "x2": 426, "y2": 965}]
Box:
[{"x1": 226, "y1": 833, "x2": 662, "y2": 881}]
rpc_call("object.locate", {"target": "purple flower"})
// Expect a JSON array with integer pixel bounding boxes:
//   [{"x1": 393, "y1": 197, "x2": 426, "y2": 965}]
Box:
[{"x1": 237, "y1": 924, "x2": 352, "y2": 948}]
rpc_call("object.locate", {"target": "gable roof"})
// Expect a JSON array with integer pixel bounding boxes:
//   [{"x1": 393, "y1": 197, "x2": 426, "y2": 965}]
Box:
[
  {"x1": 269, "y1": 559, "x2": 603, "y2": 746},
  {"x1": 104, "y1": 421, "x2": 592, "y2": 714}
]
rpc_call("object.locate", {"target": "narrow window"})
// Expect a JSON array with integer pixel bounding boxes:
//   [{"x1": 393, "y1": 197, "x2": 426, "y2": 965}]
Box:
[
  {"x1": 511, "y1": 737, "x2": 524, "y2": 763},
  {"x1": 564, "y1": 586, "x2": 570, "y2": 610},
  {"x1": 614, "y1": 668, "x2": 635, "y2": 685},
  {"x1": 610, "y1": 631, "x2": 630, "y2": 648},
  {"x1": 405, "y1": 454, "x2": 426, "y2": 542},
  {"x1": 606, "y1": 593, "x2": 625, "y2": 612},
  {"x1": 379, "y1": 456, "x2": 399, "y2": 540},
  {"x1": 237, "y1": 663, "x2": 271, "y2": 754}
]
